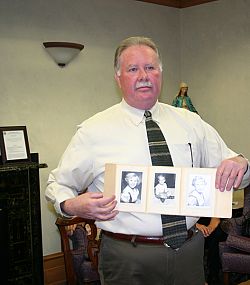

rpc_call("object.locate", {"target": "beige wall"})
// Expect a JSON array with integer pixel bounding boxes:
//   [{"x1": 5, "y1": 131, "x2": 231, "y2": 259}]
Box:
[
  {"x1": 0, "y1": 0, "x2": 249, "y2": 256},
  {"x1": 180, "y1": 0, "x2": 250, "y2": 157}
]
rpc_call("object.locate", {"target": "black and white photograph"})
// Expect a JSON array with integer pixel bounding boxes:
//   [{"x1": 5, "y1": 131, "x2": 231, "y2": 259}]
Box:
[
  {"x1": 120, "y1": 171, "x2": 142, "y2": 204},
  {"x1": 153, "y1": 172, "x2": 176, "y2": 204},
  {"x1": 186, "y1": 174, "x2": 211, "y2": 207}
]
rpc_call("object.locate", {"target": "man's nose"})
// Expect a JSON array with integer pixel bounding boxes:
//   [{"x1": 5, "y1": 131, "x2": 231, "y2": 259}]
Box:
[{"x1": 138, "y1": 68, "x2": 148, "y2": 80}]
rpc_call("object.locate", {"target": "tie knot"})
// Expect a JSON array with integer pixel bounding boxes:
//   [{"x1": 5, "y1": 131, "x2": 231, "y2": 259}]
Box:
[{"x1": 144, "y1": 110, "x2": 152, "y2": 119}]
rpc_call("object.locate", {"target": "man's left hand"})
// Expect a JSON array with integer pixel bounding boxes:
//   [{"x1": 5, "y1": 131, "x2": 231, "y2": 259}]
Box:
[{"x1": 215, "y1": 155, "x2": 248, "y2": 191}]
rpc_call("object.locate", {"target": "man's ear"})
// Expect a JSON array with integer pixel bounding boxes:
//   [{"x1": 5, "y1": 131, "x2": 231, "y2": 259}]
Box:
[{"x1": 115, "y1": 73, "x2": 121, "y2": 88}]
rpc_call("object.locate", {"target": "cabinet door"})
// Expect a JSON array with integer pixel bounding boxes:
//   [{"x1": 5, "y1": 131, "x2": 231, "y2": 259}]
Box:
[
  {"x1": 0, "y1": 201, "x2": 8, "y2": 284},
  {"x1": 0, "y1": 165, "x2": 44, "y2": 285}
]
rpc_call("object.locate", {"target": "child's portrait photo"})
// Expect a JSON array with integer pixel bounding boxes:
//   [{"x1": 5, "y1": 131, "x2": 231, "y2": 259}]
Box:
[
  {"x1": 120, "y1": 171, "x2": 142, "y2": 204},
  {"x1": 187, "y1": 174, "x2": 211, "y2": 207},
  {"x1": 153, "y1": 172, "x2": 176, "y2": 204}
]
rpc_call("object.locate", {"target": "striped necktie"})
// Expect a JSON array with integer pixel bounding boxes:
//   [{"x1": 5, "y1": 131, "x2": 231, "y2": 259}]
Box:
[{"x1": 144, "y1": 110, "x2": 187, "y2": 249}]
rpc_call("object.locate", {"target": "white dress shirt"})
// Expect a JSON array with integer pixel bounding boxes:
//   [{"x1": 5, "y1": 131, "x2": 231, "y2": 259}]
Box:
[{"x1": 46, "y1": 100, "x2": 250, "y2": 235}]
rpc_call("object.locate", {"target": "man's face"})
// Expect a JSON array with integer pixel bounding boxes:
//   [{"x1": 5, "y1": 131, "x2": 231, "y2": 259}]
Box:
[{"x1": 115, "y1": 45, "x2": 162, "y2": 110}]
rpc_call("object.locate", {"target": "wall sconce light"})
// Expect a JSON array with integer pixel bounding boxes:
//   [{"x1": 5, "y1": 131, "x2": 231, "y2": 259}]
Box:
[{"x1": 43, "y1": 42, "x2": 84, "y2": 67}]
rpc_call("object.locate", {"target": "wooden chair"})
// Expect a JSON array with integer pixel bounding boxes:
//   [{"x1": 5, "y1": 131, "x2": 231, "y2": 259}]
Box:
[{"x1": 55, "y1": 217, "x2": 101, "y2": 285}]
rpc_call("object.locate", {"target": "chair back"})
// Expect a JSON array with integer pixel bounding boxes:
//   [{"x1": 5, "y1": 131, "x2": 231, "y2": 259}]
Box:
[{"x1": 56, "y1": 217, "x2": 100, "y2": 285}]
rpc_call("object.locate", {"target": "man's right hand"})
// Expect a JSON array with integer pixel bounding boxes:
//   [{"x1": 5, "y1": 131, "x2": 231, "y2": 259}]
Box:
[{"x1": 61, "y1": 192, "x2": 118, "y2": 221}]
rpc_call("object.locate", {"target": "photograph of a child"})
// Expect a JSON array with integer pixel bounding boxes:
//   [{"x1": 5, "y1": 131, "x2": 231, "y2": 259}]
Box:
[
  {"x1": 187, "y1": 175, "x2": 211, "y2": 207},
  {"x1": 153, "y1": 172, "x2": 176, "y2": 204},
  {"x1": 120, "y1": 171, "x2": 142, "y2": 204}
]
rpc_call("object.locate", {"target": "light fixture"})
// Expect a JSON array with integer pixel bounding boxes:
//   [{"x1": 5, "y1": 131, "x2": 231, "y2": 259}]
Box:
[{"x1": 43, "y1": 42, "x2": 84, "y2": 67}]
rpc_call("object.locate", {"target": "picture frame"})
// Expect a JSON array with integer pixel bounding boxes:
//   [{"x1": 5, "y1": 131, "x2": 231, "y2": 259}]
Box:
[{"x1": 0, "y1": 126, "x2": 31, "y2": 164}]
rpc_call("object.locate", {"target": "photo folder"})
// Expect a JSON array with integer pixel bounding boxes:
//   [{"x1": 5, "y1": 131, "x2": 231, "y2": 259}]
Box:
[{"x1": 104, "y1": 163, "x2": 233, "y2": 218}]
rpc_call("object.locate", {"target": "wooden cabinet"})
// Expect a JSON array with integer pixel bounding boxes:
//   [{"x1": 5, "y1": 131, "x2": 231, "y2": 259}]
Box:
[{"x1": 0, "y1": 154, "x2": 45, "y2": 285}]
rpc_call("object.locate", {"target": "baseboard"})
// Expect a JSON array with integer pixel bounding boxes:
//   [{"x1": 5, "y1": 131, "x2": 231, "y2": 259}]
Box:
[{"x1": 43, "y1": 252, "x2": 67, "y2": 285}]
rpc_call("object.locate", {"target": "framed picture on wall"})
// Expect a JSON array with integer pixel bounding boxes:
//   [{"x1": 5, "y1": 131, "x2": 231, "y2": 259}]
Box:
[{"x1": 0, "y1": 126, "x2": 31, "y2": 164}]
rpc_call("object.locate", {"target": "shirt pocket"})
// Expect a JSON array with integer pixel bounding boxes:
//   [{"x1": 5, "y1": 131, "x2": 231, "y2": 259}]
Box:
[{"x1": 169, "y1": 141, "x2": 201, "y2": 168}]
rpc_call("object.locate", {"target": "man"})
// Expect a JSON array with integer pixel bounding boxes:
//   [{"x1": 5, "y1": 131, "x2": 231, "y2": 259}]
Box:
[{"x1": 46, "y1": 36, "x2": 249, "y2": 285}]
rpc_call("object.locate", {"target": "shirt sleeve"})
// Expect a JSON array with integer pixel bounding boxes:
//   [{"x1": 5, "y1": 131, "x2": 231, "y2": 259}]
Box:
[{"x1": 45, "y1": 125, "x2": 94, "y2": 216}]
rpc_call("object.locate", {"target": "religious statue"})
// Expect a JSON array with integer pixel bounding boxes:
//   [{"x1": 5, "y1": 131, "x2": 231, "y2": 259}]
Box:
[{"x1": 172, "y1": 82, "x2": 198, "y2": 114}]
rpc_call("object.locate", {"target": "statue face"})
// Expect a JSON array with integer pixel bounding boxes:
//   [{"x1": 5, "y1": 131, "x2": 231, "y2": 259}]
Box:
[{"x1": 180, "y1": 87, "x2": 188, "y2": 94}]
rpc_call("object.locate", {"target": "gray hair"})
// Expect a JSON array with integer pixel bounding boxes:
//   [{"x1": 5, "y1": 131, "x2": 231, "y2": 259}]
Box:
[{"x1": 114, "y1": 36, "x2": 163, "y2": 75}]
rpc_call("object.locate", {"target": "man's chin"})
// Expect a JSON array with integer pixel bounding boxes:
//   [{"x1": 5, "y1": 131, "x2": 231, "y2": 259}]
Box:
[{"x1": 133, "y1": 99, "x2": 157, "y2": 110}]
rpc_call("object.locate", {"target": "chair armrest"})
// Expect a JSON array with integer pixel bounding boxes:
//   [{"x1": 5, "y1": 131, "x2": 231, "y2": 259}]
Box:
[
  {"x1": 56, "y1": 216, "x2": 95, "y2": 227},
  {"x1": 226, "y1": 234, "x2": 250, "y2": 253}
]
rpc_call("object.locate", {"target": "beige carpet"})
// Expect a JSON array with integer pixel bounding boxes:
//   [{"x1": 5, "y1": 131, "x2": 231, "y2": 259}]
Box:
[{"x1": 239, "y1": 281, "x2": 250, "y2": 285}]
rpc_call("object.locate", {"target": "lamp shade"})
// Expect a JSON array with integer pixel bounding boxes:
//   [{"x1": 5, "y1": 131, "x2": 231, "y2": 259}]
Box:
[{"x1": 43, "y1": 42, "x2": 84, "y2": 67}]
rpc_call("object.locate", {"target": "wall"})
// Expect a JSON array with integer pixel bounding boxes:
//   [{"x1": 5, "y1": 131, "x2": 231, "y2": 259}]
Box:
[
  {"x1": 0, "y1": 0, "x2": 180, "y2": 255},
  {"x1": 180, "y1": 0, "x2": 250, "y2": 157}
]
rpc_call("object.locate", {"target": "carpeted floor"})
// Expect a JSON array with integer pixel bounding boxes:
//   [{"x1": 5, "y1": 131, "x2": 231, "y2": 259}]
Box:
[
  {"x1": 206, "y1": 271, "x2": 250, "y2": 285},
  {"x1": 239, "y1": 281, "x2": 250, "y2": 285}
]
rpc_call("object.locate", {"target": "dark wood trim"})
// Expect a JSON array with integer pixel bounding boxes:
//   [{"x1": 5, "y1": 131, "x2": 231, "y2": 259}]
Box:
[
  {"x1": 136, "y1": 0, "x2": 218, "y2": 8},
  {"x1": 136, "y1": 0, "x2": 181, "y2": 8},
  {"x1": 43, "y1": 252, "x2": 66, "y2": 285}
]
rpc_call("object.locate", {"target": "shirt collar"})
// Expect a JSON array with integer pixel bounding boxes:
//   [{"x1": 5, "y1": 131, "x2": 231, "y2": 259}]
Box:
[
  {"x1": 121, "y1": 99, "x2": 160, "y2": 126},
  {"x1": 148, "y1": 102, "x2": 160, "y2": 124}
]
